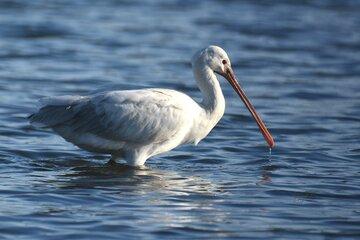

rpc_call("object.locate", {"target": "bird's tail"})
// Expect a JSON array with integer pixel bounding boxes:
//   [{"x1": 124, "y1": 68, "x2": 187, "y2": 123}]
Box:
[{"x1": 28, "y1": 95, "x2": 88, "y2": 128}]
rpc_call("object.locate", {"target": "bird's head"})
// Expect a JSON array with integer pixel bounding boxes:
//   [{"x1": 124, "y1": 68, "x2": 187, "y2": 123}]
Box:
[
  {"x1": 191, "y1": 45, "x2": 231, "y2": 76},
  {"x1": 192, "y1": 45, "x2": 275, "y2": 149}
]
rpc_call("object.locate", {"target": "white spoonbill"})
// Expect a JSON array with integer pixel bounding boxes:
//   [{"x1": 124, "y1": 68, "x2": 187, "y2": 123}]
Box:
[{"x1": 29, "y1": 46, "x2": 275, "y2": 166}]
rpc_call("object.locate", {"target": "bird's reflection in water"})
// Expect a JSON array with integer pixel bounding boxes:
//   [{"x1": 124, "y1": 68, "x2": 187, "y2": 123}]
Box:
[
  {"x1": 259, "y1": 164, "x2": 273, "y2": 184},
  {"x1": 258, "y1": 155, "x2": 276, "y2": 185},
  {"x1": 28, "y1": 157, "x2": 232, "y2": 235},
  {"x1": 46, "y1": 158, "x2": 220, "y2": 198}
]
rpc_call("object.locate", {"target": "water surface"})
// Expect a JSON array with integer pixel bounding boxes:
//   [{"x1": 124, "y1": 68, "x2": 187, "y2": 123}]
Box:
[{"x1": 0, "y1": 0, "x2": 359, "y2": 239}]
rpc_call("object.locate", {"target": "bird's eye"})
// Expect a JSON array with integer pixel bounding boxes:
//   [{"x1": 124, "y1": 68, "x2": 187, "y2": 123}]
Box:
[{"x1": 222, "y1": 59, "x2": 227, "y2": 65}]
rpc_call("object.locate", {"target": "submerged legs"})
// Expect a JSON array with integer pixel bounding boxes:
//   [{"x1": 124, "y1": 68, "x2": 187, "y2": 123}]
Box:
[
  {"x1": 106, "y1": 150, "x2": 149, "y2": 167},
  {"x1": 107, "y1": 155, "x2": 118, "y2": 165}
]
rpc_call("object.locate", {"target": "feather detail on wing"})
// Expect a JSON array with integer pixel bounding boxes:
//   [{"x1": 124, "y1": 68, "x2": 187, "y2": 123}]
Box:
[
  {"x1": 29, "y1": 89, "x2": 195, "y2": 145},
  {"x1": 28, "y1": 95, "x2": 89, "y2": 128}
]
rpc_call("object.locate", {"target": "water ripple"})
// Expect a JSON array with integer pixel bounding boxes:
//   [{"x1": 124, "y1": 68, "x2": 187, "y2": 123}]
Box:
[{"x1": 0, "y1": 0, "x2": 359, "y2": 239}]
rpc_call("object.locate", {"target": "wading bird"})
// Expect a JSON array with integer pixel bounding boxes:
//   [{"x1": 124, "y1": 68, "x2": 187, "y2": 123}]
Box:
[{"x1": 29, "y1": 46, "x2": 275, "y2": 166}]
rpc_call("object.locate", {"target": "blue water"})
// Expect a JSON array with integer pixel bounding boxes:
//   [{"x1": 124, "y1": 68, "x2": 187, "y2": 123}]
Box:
[{"x1": 0, "y1": 0, "x2": 359, "y2": 239}]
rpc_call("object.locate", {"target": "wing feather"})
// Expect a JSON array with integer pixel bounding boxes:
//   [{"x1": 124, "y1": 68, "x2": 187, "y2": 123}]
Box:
[{"x1": 30, "y1": 89, "x2": 195, "y2": 145}]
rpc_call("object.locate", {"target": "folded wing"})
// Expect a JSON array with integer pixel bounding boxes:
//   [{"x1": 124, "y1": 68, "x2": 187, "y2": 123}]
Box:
[{"x1": 29, "y1": 90, "x2": 194, "y2": 147}]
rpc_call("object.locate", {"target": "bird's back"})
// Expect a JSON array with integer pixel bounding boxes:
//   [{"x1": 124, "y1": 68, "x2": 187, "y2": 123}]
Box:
[{"x1": 29, "y1": 88, "x2": 202, "y2": 155}]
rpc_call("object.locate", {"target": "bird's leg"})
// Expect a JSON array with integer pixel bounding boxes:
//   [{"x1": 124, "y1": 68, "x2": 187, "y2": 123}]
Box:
[{"x1": 107, "y1": 155, "x2": 117, "y2": 165}]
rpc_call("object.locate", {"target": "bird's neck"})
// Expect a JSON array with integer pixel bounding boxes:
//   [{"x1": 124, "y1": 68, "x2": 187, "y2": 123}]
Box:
[{"x1": 193, "y1": 65, "x2": 225, "y2": 115}]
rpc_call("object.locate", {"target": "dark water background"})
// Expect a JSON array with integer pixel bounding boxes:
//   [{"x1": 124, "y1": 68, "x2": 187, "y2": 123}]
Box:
[{"x1": 0, "y1": 0, "x2": 359, "y2": 239}]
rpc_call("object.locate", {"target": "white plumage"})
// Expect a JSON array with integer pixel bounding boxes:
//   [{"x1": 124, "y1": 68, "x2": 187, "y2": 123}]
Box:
[{"x1": 29, "y1": 46, "x2": 274, "y2": 166}]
